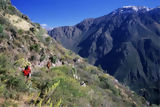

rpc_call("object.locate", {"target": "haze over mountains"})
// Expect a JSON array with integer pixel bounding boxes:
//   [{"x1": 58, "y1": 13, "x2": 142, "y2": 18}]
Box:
[{"x1": 49, "y1": 6, "x2": 160, "y2": 104}]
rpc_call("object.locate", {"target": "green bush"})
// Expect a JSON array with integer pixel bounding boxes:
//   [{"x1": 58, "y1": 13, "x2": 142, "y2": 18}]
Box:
[
  {"x1": 18, "y1": 29, "x2": 23, "y2": 35},
  {"x1": 49, "y1": 56, "x2": 57, "y2": 64},
  {"x1": 40, "y1": 55, "x2": 45, "y2": 62},
  {"x1": 0, "y1": 0, "x2": 7, "y2": 10},
  {"x1": 7, "y1": 5, "x2": 17, "y2": 15},
  {"x1": 0, "y1": 24, "x2": 3, "y2": 33},
  {"x1": 99, "y1": 76, "x2": 120, "y2": 96},
  {"x1": 111, "y1": 86, "x2": 120, "y2": 96},
  {"x1": 99, "y1": 76, "x2": 110, "y2": 89},
  {"x1": 0, "y1": 17, "x2": 8, "y2": 25},
  {"x1": 29, "y1": 55, "x2": 36, "y2": 61},
  {"x1": 90, "y1": 69, "x2": 97, "y2": 74},
  {"x1": 0, "y1": 84, "x2": 6, "y2": 96},
  {"x1": 6, "y1": 76, "x2": 27, "y2": 92},
  {"x1": 0, "y1": 32, "x2": 9, "y2": 40},
  {"x1": 45, "y1": 37, "x2": 51, "y2": 43},
  {"x1": 0, "y1": 24, "x2": 9, "y2": 39},
  {"x1": 0, "y1": 54, "x2": 8, "y2": 68},
  {"x1": 30, "y1": 44, "x2": 40, "y2": 52}
]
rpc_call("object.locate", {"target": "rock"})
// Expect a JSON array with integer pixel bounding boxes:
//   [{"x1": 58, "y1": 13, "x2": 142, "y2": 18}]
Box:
[
  {"x1": 73, "y1": 74, "x2": 79, "y2": 80},
  {"x1": 22, "y1": 14, "x2": 29, "y2": 21},
  {"x1": 52, "y1": 63, "x2": 56, "y2": 67},
  {"x1": 80, "y1": 81, "x2": 86, "y2": 87},
  {"x1": 55, "y1": 60, "x2": 62, "y2": 66},
  {"x1": 30, "y1": 27, "x2": 36, "y2": 33},
  {"x1": 114, "y1": 79, "x2": 118, "y2": 83}
]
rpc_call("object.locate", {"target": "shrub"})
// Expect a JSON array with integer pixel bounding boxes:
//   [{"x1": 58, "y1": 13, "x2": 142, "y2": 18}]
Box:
[
  {"x1": 99, "y1": 76, "x2": 110, "y2": 89},
  {"x1": 0, "y1": 16, "x2": 8, "y2": 25},
  {"x1": 36, "y1": 28, "x2": 44, "y2": 37},
  {"x1": 18, "y1": 29, "x2": 23, "y2": 35},
  {"x1": 29, "y1": 55, "x2": 36, "y2": 61},
  {"x1": 33, "y1": 23, "x2": 41, "y2": 29},
  {"x1": 7, "y1": 5, "x2": 16, "y2": 15},
  {"x1": 0, "y1": 54, "x2": 8, "y2": 68},
  {"x1": 10, "y1": 27, "x2": 17, "y2": 38},
  {"x1": 98, "y1": 65, "x2": 103, "y2": 71},
  {"x1": 90, "y1": 69, "x2": 97, "y2": 74},
  {"x1": 6, "y1": 76, "x2": 27, "y2": 92},
  {"x1": 49, "y1": 56, "x2": 57, "y2": 64},
  {"x1": 111, "y1": 86, "x2": 120, "y2": 96},
  {"x1": 0, "y1": 24, "x2": 3, "y2": 33},
  {"x1": 99, "y1": 76, "x2": 120, "y2": 96},
  {"x1": 30, "y1": 44, "x2": 40, "y2": 52},
  {"x1": 0, "y1": 84, "x2": 6, "y2": 96},
  {"x1": 0, "y1": 54, "x2": 28, "y2": 100},
  {"x1": 40, "y1": 55, "x2": 45, "y2": 62},
  {"x1": 0, "y1": 0, "x2": 7, "y2": 10},
  {"x1": 22, "y1": 14, "x2": 29, "y2": 21},
  {"x1": 0, "y1": 32, "x2": 9, "y2": 40},
  {"x1": 45, "y1": 37, "x2": 51, "y2": 43}
]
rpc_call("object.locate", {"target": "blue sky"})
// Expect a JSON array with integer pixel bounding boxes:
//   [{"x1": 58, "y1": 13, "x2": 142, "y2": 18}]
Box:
[{"x1": 11, "y1": 0, "x2": 160, "y2": 28}]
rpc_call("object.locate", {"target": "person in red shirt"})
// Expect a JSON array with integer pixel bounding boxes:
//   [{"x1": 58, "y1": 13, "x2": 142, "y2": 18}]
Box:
[{"x1": 23, "y1": 65, "x2": 31, "y2": 81}]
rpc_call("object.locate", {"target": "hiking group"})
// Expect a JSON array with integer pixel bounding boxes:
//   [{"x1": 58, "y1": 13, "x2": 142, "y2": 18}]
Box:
[{"x1": 22, "y1": 59, "x2": 52, "y2": 81}]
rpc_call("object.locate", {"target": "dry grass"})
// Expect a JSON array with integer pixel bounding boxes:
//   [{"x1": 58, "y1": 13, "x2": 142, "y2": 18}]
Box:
[{"x1": 5, "y1": 14, "x2": 32, "y2": 31}]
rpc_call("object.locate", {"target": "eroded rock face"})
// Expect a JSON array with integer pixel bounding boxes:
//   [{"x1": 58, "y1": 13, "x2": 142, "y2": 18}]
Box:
[{"x1": 49, "y1": 7, "x2": 160, "y2": 104}]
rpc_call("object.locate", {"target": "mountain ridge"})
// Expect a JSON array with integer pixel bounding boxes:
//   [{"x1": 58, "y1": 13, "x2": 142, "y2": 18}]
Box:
[{"x1": 49, "y1": 6, "x2": 160, "y2": 104}]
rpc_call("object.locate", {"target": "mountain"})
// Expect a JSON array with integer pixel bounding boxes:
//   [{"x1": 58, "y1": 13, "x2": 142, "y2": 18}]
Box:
[
  {"x1": 49, "y1": 6, "x2": 160, "y2": 104},
  {"x1": 0, "y1": 1, "x2": 150, "y2": 106}
]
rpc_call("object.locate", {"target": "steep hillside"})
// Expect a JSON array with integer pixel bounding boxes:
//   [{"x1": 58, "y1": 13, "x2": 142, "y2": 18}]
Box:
[
  {"x1": 0, "y1": 1, "x2": 151, "y2": 107},
  {"x1": 49, "y1": 6, "x2": 160, "y2": 104}
]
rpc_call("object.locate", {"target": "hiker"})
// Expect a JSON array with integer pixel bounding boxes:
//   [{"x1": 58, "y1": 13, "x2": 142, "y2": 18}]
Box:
[
  {"x1": 47, "y1": 60, "x2": 51, "y2": 69},
  {"x1": 23, "y1": 65, "x2": 31, "y2": 81}
]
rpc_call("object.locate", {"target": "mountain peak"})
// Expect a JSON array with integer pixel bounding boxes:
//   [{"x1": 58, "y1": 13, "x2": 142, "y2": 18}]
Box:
[
  {"x1": 122, "y1": 6, "x2": 150, "y2": 11},
  {"x1": 110, "y1": 6, "x2": 151, "y2": 15}
]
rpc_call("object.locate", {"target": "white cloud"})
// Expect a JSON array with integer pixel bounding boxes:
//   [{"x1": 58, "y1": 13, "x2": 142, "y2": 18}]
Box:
[
  {"x1": 40, "y1": 24, "x2": 53, "y2": 30},
  {"x1": 41, "y1": 24, "x2": 48, "y2": 28}
]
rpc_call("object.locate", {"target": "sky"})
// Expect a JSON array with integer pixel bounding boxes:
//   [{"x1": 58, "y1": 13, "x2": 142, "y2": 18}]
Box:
[{"x1": 11, "y1": 0, "x2": 160, "y2": 28}]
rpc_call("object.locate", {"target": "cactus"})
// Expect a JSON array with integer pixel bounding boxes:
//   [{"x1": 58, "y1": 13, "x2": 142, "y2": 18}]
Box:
[
  {"x1": 55, "y1": 98, "x2": 62, "y2": 107},
  {"x1": 38, "y1": 99, "x2": 43, "y2": 107},
  {"x1": 46, "y1": 98, "x2": 51, "y2": 104},
  {"x1": 34, "y1": 80, "x2": 61, "y2": 106},
  {"x1": 49, "y1": 102, "x2": 53, "y2": 107},
  {"x1": 34, "y1": 92, "x2": 41, "y2": 104}
]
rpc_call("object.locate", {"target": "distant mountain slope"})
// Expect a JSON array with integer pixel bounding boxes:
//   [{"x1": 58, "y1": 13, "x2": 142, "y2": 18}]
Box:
[
  {"x1": 49, "y1": 6, "x2": 160, "y2": 104},
  {"x1": 0, "y1": 1, "x2": 150, "y2": 106}
]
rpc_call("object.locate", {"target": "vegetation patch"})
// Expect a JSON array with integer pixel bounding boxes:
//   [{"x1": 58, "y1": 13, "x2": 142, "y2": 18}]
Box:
[{"x1": 30, "y1": 44, "x2": 40, "y2": 52}]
